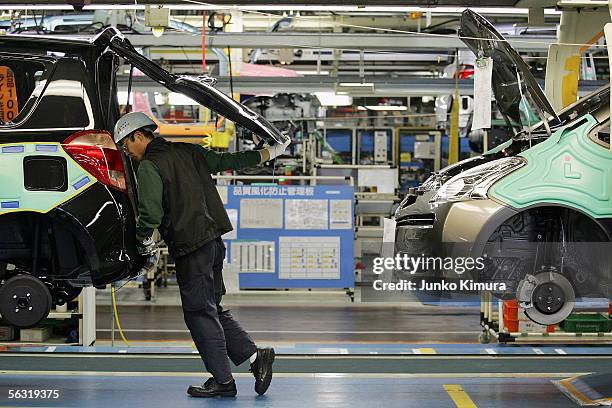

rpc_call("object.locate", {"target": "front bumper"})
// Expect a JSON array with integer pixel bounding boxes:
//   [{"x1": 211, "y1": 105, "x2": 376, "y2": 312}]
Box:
[{"x1": 394, "y1": 191, "x2": 517, "y2": 275}]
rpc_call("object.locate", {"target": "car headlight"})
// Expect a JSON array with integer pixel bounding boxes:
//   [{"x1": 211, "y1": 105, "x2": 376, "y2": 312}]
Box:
[
  {"x1": 418, "y1": 174, "x2": 442, "y2": 193},
  {"x1": 430, "y1": 157, "x2": 526, "y2": 205}
]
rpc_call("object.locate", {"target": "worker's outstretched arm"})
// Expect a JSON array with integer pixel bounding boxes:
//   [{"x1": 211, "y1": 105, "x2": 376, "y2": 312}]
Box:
[
  {"x1": 198, "y1": 136, "x2": 290, "y2": 173},
  {"x1": 197, "y1": 146, "x2": 268, "y2": 173},
  {"x1": 135, "y1": 160, "x2": 164, "y2": 241}
]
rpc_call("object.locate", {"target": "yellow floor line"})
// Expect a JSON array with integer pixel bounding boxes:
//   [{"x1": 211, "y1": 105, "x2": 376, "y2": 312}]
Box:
[
  {"x1": 558, "y1": 377, "x2": 593, "y2": 405},
  {"x1": 444, "y1": 384, "x2": 478, "y2": 408},
  {"x1": 418, "y1": 348, "x2": 437, "y2": 354}
]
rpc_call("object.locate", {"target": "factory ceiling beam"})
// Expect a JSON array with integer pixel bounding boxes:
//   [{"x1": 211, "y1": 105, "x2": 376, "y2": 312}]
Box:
[
  {"x1": 117, "y1": 76, "x2": 606, "y2": 97},
  {"x1": 118, "y1": 76, "x2": 473, "y2": 96},
  {"x1": 0, "y1": 0, "x2": 527, "y2": 6},
  {"x1": 118, "y1": 32, "x2": 553, "y2": 52}
]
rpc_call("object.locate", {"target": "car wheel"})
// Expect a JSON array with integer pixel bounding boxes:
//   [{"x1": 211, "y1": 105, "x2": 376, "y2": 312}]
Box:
[{"x1": 0, "y1": 275, "x2": 52, "y2": 329}]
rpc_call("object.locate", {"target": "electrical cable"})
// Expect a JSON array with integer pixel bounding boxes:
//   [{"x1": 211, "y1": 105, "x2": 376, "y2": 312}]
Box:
[
  {"x1": 126, "y1": 64, "x2": 134, "y2": 113},
  {"x1": 111, "y1": 285, "x2": 130, "y2": 346},
  {"x1": 227, "y1": 45, "x2": 235, "y2": 100},
  {"x1": 31, "y1": 9, "x2": 42, "y2": 34},
  {"x1": 180, "y1": 46, "x2": 197, "y2": 72},
  {"x1": 421, "y1": 18, "x2": 460, "y2": 32}
]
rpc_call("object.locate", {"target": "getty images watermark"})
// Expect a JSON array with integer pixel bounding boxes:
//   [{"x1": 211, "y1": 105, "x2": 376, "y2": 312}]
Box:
[{"x1": 370, "y1": 253, "x2": 508, "y2": 292}]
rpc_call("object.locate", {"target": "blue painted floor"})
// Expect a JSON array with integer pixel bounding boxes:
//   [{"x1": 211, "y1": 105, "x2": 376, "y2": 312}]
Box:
[
  {"x1": 1, "y1": 342, "x2": 602, "y2": 406},
  {"x1": 7, "y1": 342, "x2": 612, "y2": 355},
  {"x1": 0, "y1": 374, "x2": 573, "y2": 408}
]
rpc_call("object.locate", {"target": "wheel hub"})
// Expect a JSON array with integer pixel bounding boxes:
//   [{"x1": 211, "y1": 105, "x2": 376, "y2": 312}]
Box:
[
  {"x1": 533, "y1": 282, "x2": 565, "y2": 315},
  {"x1": 16, "y1": 296, "x2": 31, "y2": 309},
  {"x1": 517, "y1": 271, "x2": 575, "y2": 325}
]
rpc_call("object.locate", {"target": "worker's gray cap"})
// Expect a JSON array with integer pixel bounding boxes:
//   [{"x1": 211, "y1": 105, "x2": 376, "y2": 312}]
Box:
[{"x1": 113, "y1": 111, "x2": 158, "y2": 144}]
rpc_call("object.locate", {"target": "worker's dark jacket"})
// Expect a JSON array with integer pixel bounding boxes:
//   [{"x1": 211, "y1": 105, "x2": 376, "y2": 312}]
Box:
[{"x1": 135, "y1": 137, "x2": 260, "y2": 258}]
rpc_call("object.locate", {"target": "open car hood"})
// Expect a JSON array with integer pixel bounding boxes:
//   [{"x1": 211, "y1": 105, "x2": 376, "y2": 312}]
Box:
[
  {"x1": 94, "y1": 27, "x2": 288, "y2": 145},
  {"x1": 459, "y1": 9, "x2": 560, "y2": 136}
]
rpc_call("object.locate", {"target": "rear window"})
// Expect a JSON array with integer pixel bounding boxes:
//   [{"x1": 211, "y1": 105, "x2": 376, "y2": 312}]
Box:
[
  {"x1": 0, "y1": 59, "x2": 47, "y2": 125},
  {"x1": 0, "y1": 56, "x2": 94, "y2": 130}
]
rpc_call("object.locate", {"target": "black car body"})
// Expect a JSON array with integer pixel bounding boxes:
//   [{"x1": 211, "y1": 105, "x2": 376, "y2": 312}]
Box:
[{"x1": 0, "y1": 27, "x2": 286, "y2": 328}]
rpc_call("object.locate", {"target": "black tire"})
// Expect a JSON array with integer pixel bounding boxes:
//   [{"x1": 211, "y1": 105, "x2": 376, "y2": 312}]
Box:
[{"x1": 0, "y1": 275, "x2": 52, "y2": 329}]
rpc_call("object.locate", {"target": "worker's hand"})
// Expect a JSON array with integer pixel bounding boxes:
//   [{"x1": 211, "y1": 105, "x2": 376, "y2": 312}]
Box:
[
  {"x1": 264, "y1": 139, "x2": 291, "y2": 160},
  {"x1": 137, "y1": 236, "x2": 157, "y2": 257},
  {"x1": 252, "y1": 134, "x2": 262, "y2": 146},
  {"x1": 135, "y1": 250, "x2": 160, "y2": 278}
]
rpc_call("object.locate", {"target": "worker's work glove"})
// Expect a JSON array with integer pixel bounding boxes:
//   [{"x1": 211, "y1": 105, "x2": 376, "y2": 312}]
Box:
[
  {"x1": 264, "y1": 139, "x2": 291, "y2": 160},
  {"x1": 138, "y1": 251, "x2": 160, "y2": 278},
  {"x1": 137, "y1": 236, "x2": 157, "y2": 257},
  {"x1": 252, "y1": 134, "x2": 262, "y2": 146}
]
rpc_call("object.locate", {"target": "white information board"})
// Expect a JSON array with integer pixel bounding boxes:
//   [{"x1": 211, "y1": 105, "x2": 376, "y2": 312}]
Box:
[
  {"x1": 222, "y1": 208, "x2": 238, "y2": 240},
  {"x1": 230, "y1": 241, "x2": 275, "y2": 273},
  {"x1": 329, "y1": 199, "x2": 353, "y2": 230},
  {"x1": 216, "y1": 185, "x2": 228, "y2": 204},
  {"x1": 357, "y1": 168, "x2": 398, "y2": 194},
  {"x1": 279, "y1": 236, "x2": 340, "y2": 280},
  {"x1": 285, "y1": 199, "x2": 328, "y2": 230},
  {"x1": 239, "y1": 198, "x2": 283, "y2": 229}
]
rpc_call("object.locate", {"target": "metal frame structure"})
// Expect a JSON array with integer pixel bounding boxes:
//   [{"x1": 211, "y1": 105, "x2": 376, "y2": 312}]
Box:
[
  {"x1": 112, "y1": 32, "x2": 556, "y2": 52},
  {"x1": 480, "y1": 292, "x2": 612, "y2": 344},
  {"x1": 117, "y1": 76, "x2": 608, "y2": 97}
]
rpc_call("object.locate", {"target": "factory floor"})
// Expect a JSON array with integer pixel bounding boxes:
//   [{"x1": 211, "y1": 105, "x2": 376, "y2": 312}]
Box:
[
  {"x1": 0, "y1": 374, "x2": 578, "y2": 408},
  {"x1": 1, "y1": 286, "x2": 608, "y2": 407},
  {"x1": 95, "y1": 285, "x2": 483, "y2": 343},
  {"x1": 0, "y1": 348, "x2": 606, "y2": 407}
]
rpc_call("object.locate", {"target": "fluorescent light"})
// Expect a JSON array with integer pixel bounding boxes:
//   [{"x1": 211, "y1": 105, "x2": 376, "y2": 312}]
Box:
[
  {"x1": 168, "y1": 93, "x2": 198, "y2": 105},
  {"x1": 117, "y1": 91, "x2": 198, "y2": 106},
  {"x1": 117, "y1": 92, "x2": 134, "y2": 104},
  {"x1": 339, "y1": 82, "x2": 374, "y2": 87},
  {"x1": 294, "y1": 70, "x2": 330, "y2": 75},
  {"x1": 314, "y1": 92, "x2": 352, "y2": 106},
  {"x1": 0, "y1": 5, "x2": 561, "y2": 14},
  {"x1": 0, "y1": 5, "x2": 73, "y2": 10},
  {"x1": 358, "y1": 105, "x2": 408, "y2": 111},
  {"x1": 155, "y1": 92, "x2": 199, "y2": 106}
]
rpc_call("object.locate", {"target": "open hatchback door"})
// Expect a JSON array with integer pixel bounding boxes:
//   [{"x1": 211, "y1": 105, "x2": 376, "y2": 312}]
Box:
[
  {"x1": 94, "y1": 27, "x2": 288, "y2": 146},
  {"x1": 459, "y1": 9, "x2": 561, "y2": 137}
]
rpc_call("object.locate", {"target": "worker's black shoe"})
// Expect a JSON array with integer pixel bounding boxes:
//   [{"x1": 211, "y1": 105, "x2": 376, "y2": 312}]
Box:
[
  {"x1": 187, "y1": 378, "x2": 237, "y2": 398},
  {"x1": 250, "y1": 347, "x2": 275, "y2": 395}
]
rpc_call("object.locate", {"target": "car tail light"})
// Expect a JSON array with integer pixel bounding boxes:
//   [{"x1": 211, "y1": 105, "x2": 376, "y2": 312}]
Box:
[
  {"x1": 457, "y1": 69, "x2": 474, "y2": 79},
  {"x1": 63, "y1": 130, "x2": 127, "y2": 193}
]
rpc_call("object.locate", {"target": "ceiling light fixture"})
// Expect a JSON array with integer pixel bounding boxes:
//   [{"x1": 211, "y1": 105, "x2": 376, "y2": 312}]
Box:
[
  {"x1": 339, "y1": 82, "x2": 374, "y2": 87},
  {"x1": 314, "y1": 92, "x2": 353, "y2": 106},
  {"x1": 0, "y1": 4, "x2": 561, "y2": 14},
  {"x1": 358, "y1": 105, "x2": 408, "y2": 111},
  {"x1": 294, "y1": 70, "x2": 330, "y2": 75}
]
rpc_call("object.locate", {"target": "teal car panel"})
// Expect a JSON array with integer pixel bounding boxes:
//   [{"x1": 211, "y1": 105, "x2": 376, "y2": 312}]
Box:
[
  {"x1": 490, "y1": 114, "x2": 612, "y2": 219},
  {"x1": 0, "y1": 142, "x2": 96, "y2": 215}
]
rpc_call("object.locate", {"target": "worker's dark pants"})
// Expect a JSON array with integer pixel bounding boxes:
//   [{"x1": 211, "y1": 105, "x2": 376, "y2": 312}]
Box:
[{"x1": 175, "y1": 237, "x2": 257, "y2": 384}]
